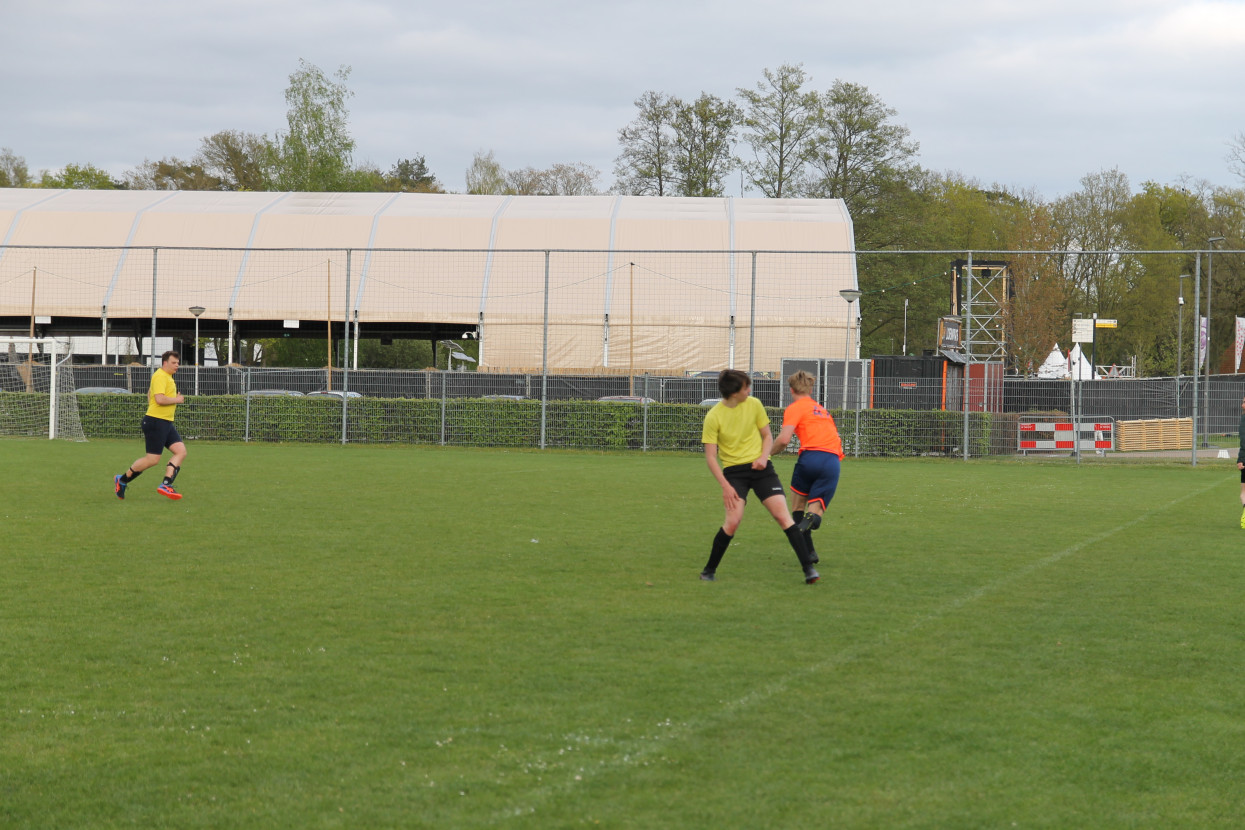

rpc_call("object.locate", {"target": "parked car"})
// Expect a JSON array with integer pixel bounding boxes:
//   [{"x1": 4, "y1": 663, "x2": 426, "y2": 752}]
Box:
[
  {"x1": 76, "y1": 386, "x2": 133, "y2": 394},
  {"x1": 699, "y1": 398, "x2": 720, "y2": 407},
  {"x1": 305, "y1": 389, "x2": 362, "y2": 399},
  {"x1": 597, "y1": 395, "x2": 657, "y2": 404},
  {"x1": 245, "y1": 389, "x2": 304, "y2": 397},
  {"x1": 481, "y1": 394, "x2": 528, "y2": 401}
]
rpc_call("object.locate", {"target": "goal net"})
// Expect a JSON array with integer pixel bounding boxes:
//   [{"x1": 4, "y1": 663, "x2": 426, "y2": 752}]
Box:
[{"x1": 0, "y1": 337, "x2": 87, "y2": 441}]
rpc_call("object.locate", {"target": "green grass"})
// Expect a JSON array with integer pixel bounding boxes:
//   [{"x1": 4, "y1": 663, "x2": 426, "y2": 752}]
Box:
[{"x1": 3, "y1": 439, "x2": 1244, "y2": 828}]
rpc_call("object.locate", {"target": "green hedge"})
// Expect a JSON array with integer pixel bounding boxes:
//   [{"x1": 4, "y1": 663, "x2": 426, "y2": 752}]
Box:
[{"x1": 10, "y1": 393, "x2": 1011, "y2": 456}]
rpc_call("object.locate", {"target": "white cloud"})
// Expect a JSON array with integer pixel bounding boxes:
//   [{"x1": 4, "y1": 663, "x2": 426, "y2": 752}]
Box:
[{"x1": 1, "y1": 0, "x2": 1241, "y2": 195}]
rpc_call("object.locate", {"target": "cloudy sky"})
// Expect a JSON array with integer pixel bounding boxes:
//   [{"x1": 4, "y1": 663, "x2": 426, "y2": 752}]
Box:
[{"x1": 3, "y1": 0, "x2": 1244, "y2": 199}]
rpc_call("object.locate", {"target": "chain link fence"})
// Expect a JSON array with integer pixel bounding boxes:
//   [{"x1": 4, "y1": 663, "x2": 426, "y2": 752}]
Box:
[{"x1": 17, "y1": 362, "x2": 1238, "y2": 458}]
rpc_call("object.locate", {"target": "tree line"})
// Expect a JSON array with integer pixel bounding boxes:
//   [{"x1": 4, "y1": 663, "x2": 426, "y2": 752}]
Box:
[{"x1": 2, "y1": 60, "x2": 1243, "y2": 374}]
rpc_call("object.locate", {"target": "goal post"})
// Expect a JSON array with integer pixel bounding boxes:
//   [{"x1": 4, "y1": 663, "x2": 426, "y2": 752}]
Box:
[{"x1": 0, "y1": 336, "x2": 87, "y2": 441}]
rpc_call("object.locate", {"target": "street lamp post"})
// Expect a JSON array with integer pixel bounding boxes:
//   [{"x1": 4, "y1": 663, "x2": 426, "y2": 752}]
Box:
[
  {"x1": 839, "y1": 288, "x2": 862, "y2": 413},
  {"x1": 1203, "y1": 238, "x2": 1225, "y2": 446},
  {"x1": 189, "y1": 306, "x2": 205, "y2": 395}
]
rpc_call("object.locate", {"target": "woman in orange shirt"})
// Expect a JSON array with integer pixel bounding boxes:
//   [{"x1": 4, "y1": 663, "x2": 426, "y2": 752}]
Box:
[{"x1": 772, "y1": 370, "x2": 844, "y2": 561}]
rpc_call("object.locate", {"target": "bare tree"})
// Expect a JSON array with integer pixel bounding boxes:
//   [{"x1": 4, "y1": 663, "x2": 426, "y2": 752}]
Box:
[
  {"x1": 612, "y1": 91, "x2": 678, "y2": 195},
  {"x1": 1229, "y1": 131, "x2": 1245, "y2": 183}
]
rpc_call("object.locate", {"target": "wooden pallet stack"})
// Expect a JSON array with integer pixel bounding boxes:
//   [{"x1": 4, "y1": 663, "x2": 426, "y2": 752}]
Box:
[{"x1": 1114, "y1": 418, "x2": 1193, "y2": 452}]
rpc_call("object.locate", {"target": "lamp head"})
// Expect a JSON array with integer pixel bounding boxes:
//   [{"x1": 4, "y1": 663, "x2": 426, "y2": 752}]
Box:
[
  {"x1": 839, "y1": 288, "x2": 862, "y2": 303},
  {"x1": 189, "y1": 306, "x2": 205, "y2": 317}
]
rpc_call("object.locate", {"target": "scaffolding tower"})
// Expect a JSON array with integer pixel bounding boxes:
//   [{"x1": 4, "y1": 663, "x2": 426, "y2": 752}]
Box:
[{"x1": 951, "y1": 259, "x2": 1011, "y2": 363}]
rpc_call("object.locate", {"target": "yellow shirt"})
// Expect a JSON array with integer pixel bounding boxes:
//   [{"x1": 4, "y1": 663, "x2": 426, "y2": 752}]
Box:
[
  {"x1": 146, "y1": 368, "x2": 178, "y2": 421},
  {"x1": 702, "y1": 396, "x2": 769, "y2": 467}
]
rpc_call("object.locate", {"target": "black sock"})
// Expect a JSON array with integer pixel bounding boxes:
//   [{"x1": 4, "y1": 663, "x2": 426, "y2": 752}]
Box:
[
  {"x1": 163, "y1": 463, "x2": 180, "y2": 486},
  {"x1": 803, "y1": 528, "x2": 816, "y2": 556},
  {"x1": 785, "y1": 525, "x2": 813, "y2": 568},
  {"x1": 121, "y1": 468, "x2": 140, "y2": 483},
  {"x1": 792, "y1": 510, "x2": 804, "y2": 526},
  {"x1": 704, "y1": 528, "x2": 732, "y2": 573}
]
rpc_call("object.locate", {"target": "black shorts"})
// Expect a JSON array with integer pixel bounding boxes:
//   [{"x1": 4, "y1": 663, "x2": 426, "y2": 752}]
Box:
[
  {"x1": 142, "y1": 416, "x2": 182, "y2": 455},
  {"x1": 722, "y1": 461, "x2": 786, "y2": 503}
]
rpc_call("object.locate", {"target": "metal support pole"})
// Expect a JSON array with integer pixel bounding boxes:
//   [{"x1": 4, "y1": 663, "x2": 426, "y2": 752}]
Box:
[
  {"x1": 1192, "y1": 253, "x2": 1201, "y2": 465},
  {"x1": 1177, "y1": 275, "x2": 1187, "y2": 418},
  {"x1": 748, "y1": 252, "x2": 757, "y2": 376},
  {"x1": 963, "y1": 252, "x2": 972, "y2": 461},
  {"x1": 540, "y1": 251, "x2": 550, "y2": 450},
  {"x1": 150, "y1": 249, "x2": 158, "y2": 368},
  {"x1": 1204, "y1": 238, "x2": 1225, "y2": 445}
]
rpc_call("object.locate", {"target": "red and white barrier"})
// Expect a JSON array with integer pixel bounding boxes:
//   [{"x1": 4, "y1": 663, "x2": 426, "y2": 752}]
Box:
[{"x1": 1018, "y1": 420, "x2": 1113, "y2": 451}]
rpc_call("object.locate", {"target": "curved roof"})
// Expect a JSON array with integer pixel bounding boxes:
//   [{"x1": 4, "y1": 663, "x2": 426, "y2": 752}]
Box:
[{"x1": 0, "y1": 189, "x2": 858, "y2": 372}]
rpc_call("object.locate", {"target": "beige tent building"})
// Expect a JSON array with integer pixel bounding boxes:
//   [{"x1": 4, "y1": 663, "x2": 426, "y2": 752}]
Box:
[{"x1": 0, "y1": 189, "x2": 858, "y2": 373}]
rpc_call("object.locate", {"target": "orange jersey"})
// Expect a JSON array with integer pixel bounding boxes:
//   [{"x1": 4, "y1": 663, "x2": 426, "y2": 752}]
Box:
[{"x1": 782, "y1": 396, "x2": 843, "y2": 458}]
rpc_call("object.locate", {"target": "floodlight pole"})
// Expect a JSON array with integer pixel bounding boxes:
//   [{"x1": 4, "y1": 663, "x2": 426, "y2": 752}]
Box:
[
  {"x1": 189, "y1": 306, "x2": 205, "y2": 395},
  {"x1": 839, "y1": 288, "x2": 862, "y2": 414}
]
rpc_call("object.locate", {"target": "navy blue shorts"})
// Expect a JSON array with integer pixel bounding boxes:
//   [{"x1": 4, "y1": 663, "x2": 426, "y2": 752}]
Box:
[
  {"x1": 141, "y1": 416, "x2": 182, "y2": 455},
  {"x1": 722, "y1": 461, "x2": 786, "y2": 503},
  {"x1": 790, "y1": 450, "x2": 841, "y2": 511}
]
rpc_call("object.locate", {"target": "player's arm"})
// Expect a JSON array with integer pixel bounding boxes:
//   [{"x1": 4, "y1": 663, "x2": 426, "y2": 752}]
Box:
[
  {"x1": 772, "y1": 423, "x2": 796, "y2": 455},
  {"x1": 153, "y1": 392, "x2": 184, "y2": 405},
  {"x1": 752, "y1": 425, "x2": 774, "y2": 470},
  {"x1": 705, "y1": 443, "x2": 743, "y2": 510}
]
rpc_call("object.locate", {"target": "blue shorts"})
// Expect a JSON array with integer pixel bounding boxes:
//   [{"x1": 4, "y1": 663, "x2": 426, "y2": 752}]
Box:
[
  {"x1": 790, "y1": 450, "x2": 841, "y2": 511},
  {"x1": 141, "y1": 416, "x2": 182, "y2": 455}
]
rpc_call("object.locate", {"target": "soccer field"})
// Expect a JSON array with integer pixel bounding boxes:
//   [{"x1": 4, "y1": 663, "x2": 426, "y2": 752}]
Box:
[{"x1": 3, "y1": 440, "x2": 1244, "y2": 828}]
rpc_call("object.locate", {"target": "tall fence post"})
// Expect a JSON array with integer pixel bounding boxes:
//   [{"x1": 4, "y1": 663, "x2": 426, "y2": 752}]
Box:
[
  {"x1": 962, "y1": 251, "x2": 972, "y2": 461},
  {"x1": 540, "y1": 251, "x2": 550, "y2": 450},
  {"x1": 1192, "y1": 253, "x2": 1201, "y2": 466},
  {"x1": 342, "y1": 249, "x2": 351, "y2": 445},
  {"x1": 748, "y1": 252, "x2": 757, "y2": 376},
  {"x1": 150, "y1": 247, "x2": 158, "y2": 368}
]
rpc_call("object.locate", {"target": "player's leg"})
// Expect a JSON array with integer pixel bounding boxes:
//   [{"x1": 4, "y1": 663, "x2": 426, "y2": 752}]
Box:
[
  {"x1": 756, "y1": 462, "x2": 817, "y2": 582},
  {"x1": 116, "y1": 417, "x2": 166, "y2": 499},
  {"x1": 703, "y1": 467, "x2": 749, "y2": 580},
  {"x1": 155, "y1": 423, "x2": 184, "y2": 500},
  {"x1": 760, "y1": 492, "x2": 818, "y2": 582},
  {"x1": 1239, "y1": 469, "x2": 1244, "y2": 528}
]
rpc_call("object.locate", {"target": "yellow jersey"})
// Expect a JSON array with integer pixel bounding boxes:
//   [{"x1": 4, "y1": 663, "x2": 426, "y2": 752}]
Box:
[
  {"x1": 146, "y1": 368, "x2": 178, "y2": 421},
  {"x1": 702, "y1": 396, "x2": 769, "y2": 467}
]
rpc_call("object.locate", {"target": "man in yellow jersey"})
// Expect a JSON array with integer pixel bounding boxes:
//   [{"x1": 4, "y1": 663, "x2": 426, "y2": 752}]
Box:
[
  {"x1": 114, "y1": 350, "x2": 187, "y2": 501},
  {"x1": 700, "y1": 369, "x2": 818, "y2": 584},
  {"x1": 772, "y1": 370, "x2": 845, "y2": 563}
]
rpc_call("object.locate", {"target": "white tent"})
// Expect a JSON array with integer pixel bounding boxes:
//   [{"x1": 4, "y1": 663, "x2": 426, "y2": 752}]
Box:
[
  {"x1": 1036, "y1": 343, "x2": 1068, "y2": 379},
  {"x1": 0, "y1": 189, "x2": 859, "y2": 373},
  {"x1": 1068, "y1": 343, "x2": 1097, "y2": 380}
]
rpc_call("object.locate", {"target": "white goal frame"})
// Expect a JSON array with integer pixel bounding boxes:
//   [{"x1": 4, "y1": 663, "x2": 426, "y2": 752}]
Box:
[{"x1": 0, "y1": 336, "x2": 83, "y2": 440}]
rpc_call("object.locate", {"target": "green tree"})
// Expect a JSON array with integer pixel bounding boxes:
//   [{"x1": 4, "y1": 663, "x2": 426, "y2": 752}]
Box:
[
  {"x1": 124, "y1": 157, "x2": 223, "y2": 190},
  {"x1": 466, "y1": 150, "x2": 507, "y2": 195},
  {"x1": 0, "y1": 148, "x2": 31, "y2": 187},
  {"x1": 274, "y1": 60, "x2": 356, "y2": 192},
  {"x1": 736, "y1": 64, "x2": 817, "y2": 198},
  {"x1": 671, "y1": 93, "x2": 740, "y2": 197},
  {"x1": 38, "y1": 162, "x2": 123, "y2": 190},
  {"x1": 613, "y1": 91, "x2": 678, "y2": 196},
  {"x1": 804, "y1": 81, "x2": 920, "y2": 246},
  {"x1": 198, "y1": 130, "x2": 275, "y2": 191},
  {"x1": 388, "y1": 156, "x2": 443, "y2": 192}
]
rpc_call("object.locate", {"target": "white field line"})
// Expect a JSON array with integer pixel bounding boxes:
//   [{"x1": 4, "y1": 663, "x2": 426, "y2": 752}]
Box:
[{"x1": 493, "y1": 473, "x2": 1231, "y2": 822}]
